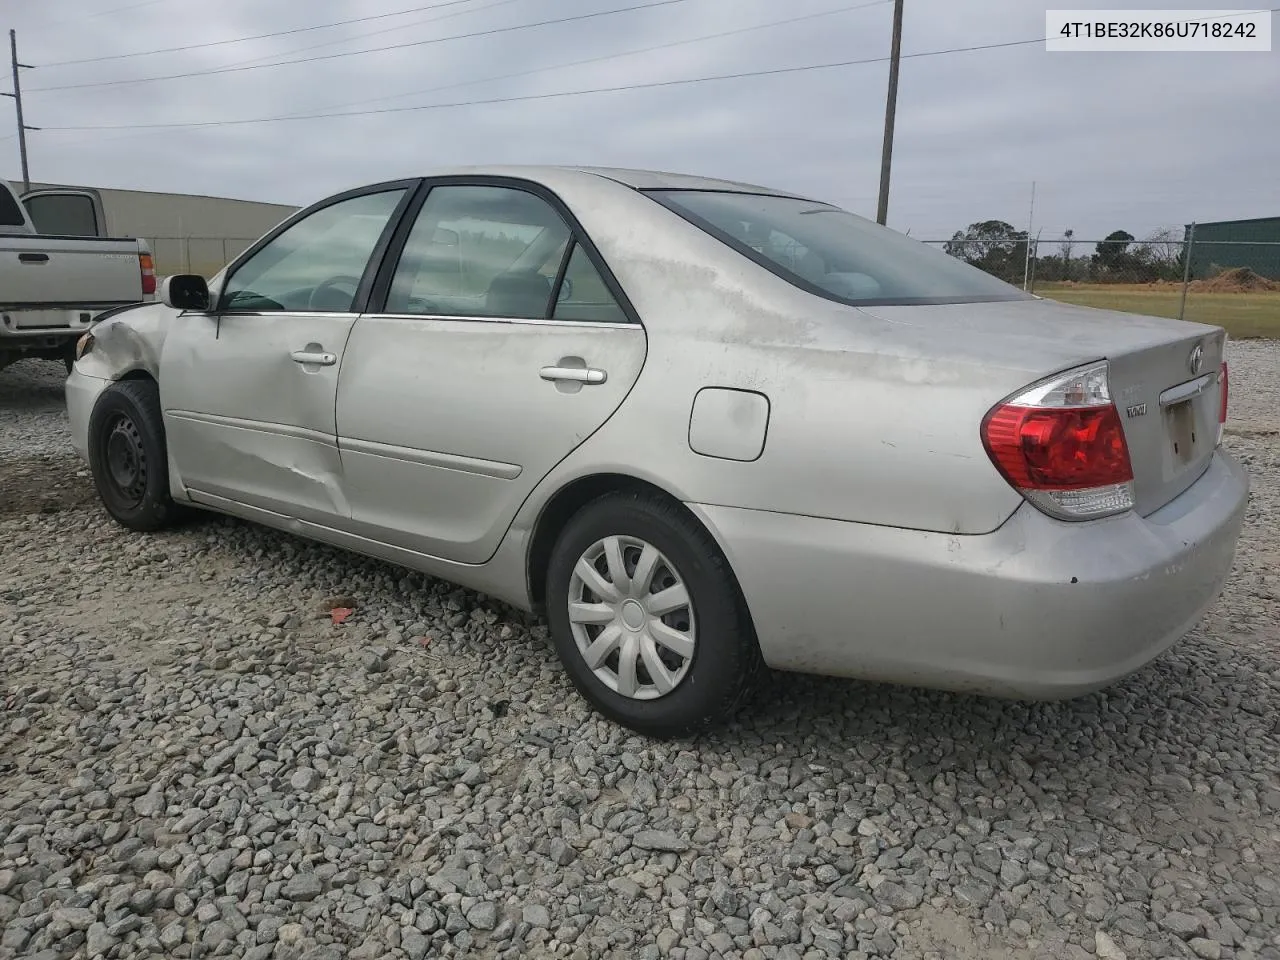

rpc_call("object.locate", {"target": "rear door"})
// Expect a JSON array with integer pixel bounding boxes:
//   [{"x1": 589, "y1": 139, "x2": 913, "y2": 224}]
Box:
[
  {"x1": 336, "y1": 178, "x2": 646, "y2": 564},
  {"x1": 160, "y1": 182, "x2": 415, "y2": 523}
]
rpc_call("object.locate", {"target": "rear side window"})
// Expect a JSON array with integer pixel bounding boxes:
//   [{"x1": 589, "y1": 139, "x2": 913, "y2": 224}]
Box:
[
  {"x1": 0, "y1": 186, "x2": 25, "y2": 227},
  {"x1": 649, "y1": 190, "x2": 1032, "y2": 306},
  {"x1": 23, "y1": 194, "x2": 99, "y2": 236}
]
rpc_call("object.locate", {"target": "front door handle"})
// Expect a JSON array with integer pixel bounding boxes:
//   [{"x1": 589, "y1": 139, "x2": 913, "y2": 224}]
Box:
[
  {"x1": 290, "y1": 350, "x2": 337, "y2": 366},
  {"x1": 540, "y1": 365, "x2": 606, "y2": 385},
  {"x1": 19, "y1": 253, "x2": 50, "y2": 264}
]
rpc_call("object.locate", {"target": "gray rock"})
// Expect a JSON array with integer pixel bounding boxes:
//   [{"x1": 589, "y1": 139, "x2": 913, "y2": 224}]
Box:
[
  {"x1": 159, "y1": 920, "x2": 186, "y2": 950},
  {"x1": 291, "y1": 767, "x2": 322, "y2": 791},
  {"x1": 403, "y1": 928, "x2": 430, "y2": 960},
  {"x1": 1189, "y1": 939, "x2": 1223, "y2": 960},
  {"x1": 283, "y1": 873, "x2": 323, "y2": 901},
  {"x1": 1095, "y1": 930, "x2": 1127, "y2": 960},
  {"x1": 53, "y1": 906, "x2": 96, "y2": 930},
  {"x1": 873, "y1": 881, "x2": 924, "y2": 911},
  {"x1": 86, "y1": 922, "x2": 117, "y2": 956},
  {"x1": 634, "y1": 830, "x2": 690, "y2": 853},
  {"x1": 1160, "y1": 912, "x2": 1206, "y2": 939},
  {"x1": 522, "y1": 904, "x2": 551, "y2": 928},
  {"x1": 466, "y1": 901, "x2": 498, "y2": 931},
  {"x1": 132, "y1": 787, "x2": 165, "y2": 818},
  {"x1": 207, "y1": 849, "x2": 235, "y2": 883},
  {"x1": 549, "y1": 838, "x2": 576, "y2": 866}
]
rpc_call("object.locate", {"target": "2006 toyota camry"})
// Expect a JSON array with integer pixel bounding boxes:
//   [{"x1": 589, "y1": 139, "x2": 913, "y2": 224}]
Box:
[{"x1": 66, "y1": 165, "x2": 1249, "y2": 737}]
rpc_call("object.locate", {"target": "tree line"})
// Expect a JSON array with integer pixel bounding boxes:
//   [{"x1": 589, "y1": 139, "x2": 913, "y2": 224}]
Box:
[{"x1": 942, "y1": 220, "x2": 1186, "y2": 284}]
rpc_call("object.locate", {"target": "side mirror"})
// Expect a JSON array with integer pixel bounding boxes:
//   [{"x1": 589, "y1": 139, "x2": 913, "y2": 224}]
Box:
[
  {"x1": 161, "y1": 274, "x2": 210, "y2": 311},
  {"x1": 557, "y1": 276, "x2": 574, "y2": 301}
]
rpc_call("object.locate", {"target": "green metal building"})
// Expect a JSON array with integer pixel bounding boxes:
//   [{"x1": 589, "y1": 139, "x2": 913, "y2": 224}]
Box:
[{"x1": 1184, "y1": 215, "x2": 1280, "y2": 280}]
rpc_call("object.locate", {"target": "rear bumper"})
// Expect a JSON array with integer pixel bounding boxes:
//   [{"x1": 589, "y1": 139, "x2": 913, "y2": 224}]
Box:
[
  {"x1": 66, "y1": 368, "x2": 111, "y2": 462},
  {"x1": 692, "y1": 447, "x2": 1249, "y2": 699}
]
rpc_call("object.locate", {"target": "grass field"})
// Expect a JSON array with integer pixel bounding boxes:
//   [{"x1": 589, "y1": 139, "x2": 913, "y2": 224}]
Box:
[{"x1": 1035, "y1": 283, "x2": 1280, "y2": 339}]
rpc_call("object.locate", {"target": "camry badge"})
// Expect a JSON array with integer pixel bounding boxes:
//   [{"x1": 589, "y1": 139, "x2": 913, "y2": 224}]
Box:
[{"x1": 1126, "y1": 402, "x2": 1148, "y2": 418}]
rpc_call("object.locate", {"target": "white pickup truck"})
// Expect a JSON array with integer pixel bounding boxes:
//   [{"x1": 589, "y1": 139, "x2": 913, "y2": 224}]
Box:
[{"x1": 1, "y1": 177, "x2": 155, "y2": 374}]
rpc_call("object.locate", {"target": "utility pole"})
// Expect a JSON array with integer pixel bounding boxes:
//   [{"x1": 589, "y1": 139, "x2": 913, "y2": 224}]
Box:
[
  {"x1": 5, "y1": 30, "x2": 36, "y2": 192},
  {"x1": 1021, "y1": 180, "x2": 1036, "y2": 290},
  {"x1": 875, "y1": 0, "x2": 904, "y2": 225}
]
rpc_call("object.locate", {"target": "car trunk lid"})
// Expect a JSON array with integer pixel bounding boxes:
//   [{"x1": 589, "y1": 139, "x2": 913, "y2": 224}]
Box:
[{"x1": 853, "y1": 296, "x2": 1228, "y2": 517}]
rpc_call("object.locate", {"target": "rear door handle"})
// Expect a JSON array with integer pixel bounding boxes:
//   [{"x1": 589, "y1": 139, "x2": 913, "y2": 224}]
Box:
[
  {"x1": 290, "y1": 350, "x2": 337, "y2": 366},
  {"x1": 19, "y1": 253, "x2": 50, "y2": 264},
  {"x1": 540, "y1": 365, "x2": 606, "y2": 384}
]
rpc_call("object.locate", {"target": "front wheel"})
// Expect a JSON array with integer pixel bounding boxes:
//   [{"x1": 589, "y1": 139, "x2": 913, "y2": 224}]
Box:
[
  {"x1": 545, "y1": 490, "x2": 761, "y2": 738},
  {"x1": 87, "y1": 379, "x2": 180, "y2": 532}
]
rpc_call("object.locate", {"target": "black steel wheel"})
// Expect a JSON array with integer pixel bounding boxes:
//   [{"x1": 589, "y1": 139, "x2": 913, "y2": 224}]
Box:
[{"x1": 87, "y1": 379, "x2": 180, "y2": 531}]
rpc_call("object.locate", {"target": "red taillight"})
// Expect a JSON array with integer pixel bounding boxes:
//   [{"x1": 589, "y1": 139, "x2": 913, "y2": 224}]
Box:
[
  {"x1": 1219, "y1": 361, "x2": 1229, "y2": 425},
  {"x1": 1216, "y1": 360, "x2": 1228, "y2": 445},
  {"x1": 981, "y1": 360, "x2": 1136, "y2": 520},
  {"x1": 982, "y1": 404, "x2": 1134, "y2": 490},
  {"x1": 139, "y1": 252, "x2": 156, "y2": 295}
]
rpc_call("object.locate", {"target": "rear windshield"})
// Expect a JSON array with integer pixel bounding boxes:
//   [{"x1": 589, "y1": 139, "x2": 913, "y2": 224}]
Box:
[{"x1": 648, "y1": 190, "x2": 1032, "y2": 306}]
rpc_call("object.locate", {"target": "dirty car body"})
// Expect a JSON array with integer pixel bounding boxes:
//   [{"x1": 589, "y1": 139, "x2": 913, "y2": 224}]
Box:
[{"x1": 66, "y1": 165, "x2": 1249, "y2": 736}]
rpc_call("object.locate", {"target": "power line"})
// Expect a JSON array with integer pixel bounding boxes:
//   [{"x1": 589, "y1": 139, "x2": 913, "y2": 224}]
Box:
[
  {"x1": 25, "y1": 0, "x2": 695, "y2": 94},
  {"x1": 273, "y1": 0, "x2": 892, "y2": 120},
  {"x1": 38, "y1": 36, "x2": 1052, "y2": 132},
  {"x1": 210, "y1": 0, "x2": 526, "y2": 72},
  {"x1": 41, "y1": 0, "x2": 497, "y2": 67},
  {"x1": 25, "y1": 0, "x2": 174, "y2": 27},
  {"x1": 37, "y1": 1, "x2": 887, "y2": 150}
]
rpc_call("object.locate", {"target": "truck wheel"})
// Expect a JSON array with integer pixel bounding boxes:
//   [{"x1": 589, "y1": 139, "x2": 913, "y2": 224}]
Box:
[{"x1": 87, "y1": 379, "x2": 180, "y2": 532}]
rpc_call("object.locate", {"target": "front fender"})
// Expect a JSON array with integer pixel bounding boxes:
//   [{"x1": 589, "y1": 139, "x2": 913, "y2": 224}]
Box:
[{"x1": 77, "y1": 302, "x2": 181, "y2": 381}]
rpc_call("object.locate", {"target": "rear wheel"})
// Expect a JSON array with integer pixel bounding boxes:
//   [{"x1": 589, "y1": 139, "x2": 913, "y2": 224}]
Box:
[
  {"x1": 87, "y1": 379, "x2": 180, "y2": 531},
  {"x1": 545, "y1": 490, "x2": 761, "y2": 738}
]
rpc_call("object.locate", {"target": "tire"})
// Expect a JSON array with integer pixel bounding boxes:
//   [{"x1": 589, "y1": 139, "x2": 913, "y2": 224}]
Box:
[
  {"x1": 545, "y1": 490, "x2": 762, "y2": 738},
  {"x1": 87, "y1": 379, "x2": 181, "y2": 532}
]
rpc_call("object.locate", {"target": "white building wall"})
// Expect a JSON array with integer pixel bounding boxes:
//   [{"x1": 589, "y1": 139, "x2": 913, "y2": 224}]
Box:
[{"x1": 23, "y1": 180, "x2": 299, "y2": 277}]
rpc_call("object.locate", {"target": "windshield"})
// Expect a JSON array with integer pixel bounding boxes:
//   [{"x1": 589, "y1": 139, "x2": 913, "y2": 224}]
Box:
[{"x1": 648, "y1": 190, "x2": 1032, "y2": 306}]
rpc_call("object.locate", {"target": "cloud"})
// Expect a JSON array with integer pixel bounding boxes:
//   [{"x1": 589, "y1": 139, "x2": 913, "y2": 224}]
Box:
[{"x1": 7, "y1": 0, "x2": 1276, "y2": 242}]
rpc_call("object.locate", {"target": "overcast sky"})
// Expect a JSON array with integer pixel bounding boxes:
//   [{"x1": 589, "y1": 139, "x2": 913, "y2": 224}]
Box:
[{"x1": 5, "y1": 0, "x2": 1278, "y2": 242}]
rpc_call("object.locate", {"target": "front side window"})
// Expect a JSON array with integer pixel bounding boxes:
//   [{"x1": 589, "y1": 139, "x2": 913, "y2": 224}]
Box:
[
  {"x1": 220, "y1": 189, "x2": 406, "y2": 312},
  {"x1": 386, "y1": 185, "x2": 573, "y2": 320},
  {"x1": 24, "y1": 194, "x2": 98, "y2": 236},
  {"x1": 649, "y1": 190, "x2": 1032, "y2": 306}
]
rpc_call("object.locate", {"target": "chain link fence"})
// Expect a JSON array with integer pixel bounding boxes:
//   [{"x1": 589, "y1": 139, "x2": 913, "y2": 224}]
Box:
[{"x1": 923, "y1": 235, "x2": 1280, "y2": 337}]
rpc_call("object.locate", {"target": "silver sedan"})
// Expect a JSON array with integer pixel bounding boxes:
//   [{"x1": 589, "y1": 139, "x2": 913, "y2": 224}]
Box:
[{"x1": 65, "y1": 166, "x2": 1249, "y2": 737}]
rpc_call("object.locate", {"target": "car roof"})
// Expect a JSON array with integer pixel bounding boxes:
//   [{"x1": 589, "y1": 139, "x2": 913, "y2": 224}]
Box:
[{"x1": 397, "y1": 164, "x2": 806, "y2": 198}]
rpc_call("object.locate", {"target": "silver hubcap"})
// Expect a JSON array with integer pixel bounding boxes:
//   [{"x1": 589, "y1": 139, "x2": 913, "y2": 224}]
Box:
[{"x1": 567, "y1": 535, "x2": 696, "y2": 701}]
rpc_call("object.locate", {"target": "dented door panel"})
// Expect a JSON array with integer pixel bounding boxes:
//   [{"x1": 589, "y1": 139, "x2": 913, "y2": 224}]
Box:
[{"x1": 159, "y1": 311, "x2": 357, "y2": 524}]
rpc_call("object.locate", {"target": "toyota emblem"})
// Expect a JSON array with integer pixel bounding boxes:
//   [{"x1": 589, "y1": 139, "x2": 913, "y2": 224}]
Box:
[{"x1": 1189, "y1": 343, "x2": 1204, "y2": 375}]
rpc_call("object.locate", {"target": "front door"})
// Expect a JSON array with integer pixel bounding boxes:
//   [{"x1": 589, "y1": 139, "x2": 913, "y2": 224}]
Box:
[
  {"x1": 160, "y1": 183, "x2": 414, "y2": 523},
  {"x1": 336, "y1": 181, "x2": 647, "y2": 564}
]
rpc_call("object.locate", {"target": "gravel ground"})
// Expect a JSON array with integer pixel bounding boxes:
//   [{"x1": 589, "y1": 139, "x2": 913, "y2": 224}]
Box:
[{"x1": 2, "y1": 343, "x2": 1278, "y2": 960}]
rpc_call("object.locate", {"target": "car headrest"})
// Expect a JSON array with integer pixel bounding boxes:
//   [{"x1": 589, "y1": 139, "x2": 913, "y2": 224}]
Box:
[{"x1": 485, "y1": 270, "x2": 551, "y2": 319}]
